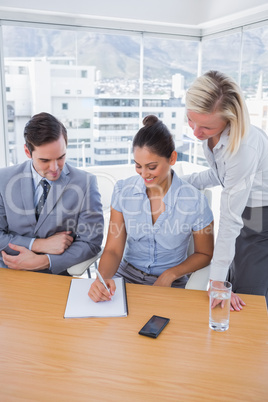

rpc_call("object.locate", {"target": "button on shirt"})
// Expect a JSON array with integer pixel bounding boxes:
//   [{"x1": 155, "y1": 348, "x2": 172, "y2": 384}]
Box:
[
  {"x1": 185, "y1": 124, "x2": 268, "y2": 281},
  {"x1": 111, "y1": 171, "x2": 213, "y2": 276}
]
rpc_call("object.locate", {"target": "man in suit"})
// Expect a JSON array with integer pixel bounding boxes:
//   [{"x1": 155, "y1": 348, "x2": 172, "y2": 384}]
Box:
[{"x1": 0, "y1": 112, "x2": 103, "y2": 275}]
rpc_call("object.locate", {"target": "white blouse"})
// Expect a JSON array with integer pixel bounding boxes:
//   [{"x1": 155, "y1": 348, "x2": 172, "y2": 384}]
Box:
[{"x1": 184, "y1": 124, "x2": 268, "y2": 281}]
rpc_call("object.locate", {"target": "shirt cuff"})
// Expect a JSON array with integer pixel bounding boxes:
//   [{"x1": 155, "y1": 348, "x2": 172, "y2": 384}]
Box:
[
  {"x1": 46, "y1": 254, "x2": 52, "y2": 270},
  {"x1": 29, "y1": 238, "x2": 35, "y2": 250}
]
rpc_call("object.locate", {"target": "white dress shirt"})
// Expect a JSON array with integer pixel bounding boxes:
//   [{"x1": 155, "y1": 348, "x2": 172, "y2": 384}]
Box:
[
  {"x1": 31, "y1": 164, "x2": 53, "y2": 208},
  {"x1": 30, "y1": 164, "x2": 52, "y2": 267},
  {"x1": 184, "y1": 124, "x2": 268, "y2": 281}
]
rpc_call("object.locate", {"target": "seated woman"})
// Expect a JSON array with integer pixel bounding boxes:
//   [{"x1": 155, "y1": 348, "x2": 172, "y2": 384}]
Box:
[{"x1": 88, "y1": 115, "x2": 214, "y2": 302}]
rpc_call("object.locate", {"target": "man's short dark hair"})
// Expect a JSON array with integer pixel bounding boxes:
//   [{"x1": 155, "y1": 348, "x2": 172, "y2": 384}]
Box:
[{"x1": 24, "y1": 112, "x2": 68, "y2": 155}]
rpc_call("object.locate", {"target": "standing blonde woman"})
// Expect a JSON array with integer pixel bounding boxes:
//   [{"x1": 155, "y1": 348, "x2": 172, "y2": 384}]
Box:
[{"x1": 185, "y1": 70, "x2": 268, "y2": 310}]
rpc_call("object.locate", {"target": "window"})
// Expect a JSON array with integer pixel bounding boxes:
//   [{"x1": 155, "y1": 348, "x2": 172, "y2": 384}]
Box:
[
  {"x1": 7, "y1": 105, "x2": 15, "y2": 121},
  {"x1": 241, "y1": 26, "x2": 268, "y2": 100},
  {"x1": 94, "y1": 112, "x2": 139, "y2": 118},
  {"x1": 143, "y1": 36, "x2": 199, "y2": 96},
  {"x1": 241, "y1": 26, "x2": 268, "y2": 132},
  {"x1": 2, "y1": 20, "x2": 267, "y2": 168},
  {"x1": 18, "y1": 66, "x2": 27, "y2": 74},
  {"x1": 95, "y1": 99, "x2": 139, "y2": 107},
  {"x1": 201, "y1": 32, "x2": 241, "y2": 82}
]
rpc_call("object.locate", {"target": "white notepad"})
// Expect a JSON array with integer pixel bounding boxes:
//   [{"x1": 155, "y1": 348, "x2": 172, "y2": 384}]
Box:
[{"x1": 64, "y1": 277, "x2": 128, "y2": 318}]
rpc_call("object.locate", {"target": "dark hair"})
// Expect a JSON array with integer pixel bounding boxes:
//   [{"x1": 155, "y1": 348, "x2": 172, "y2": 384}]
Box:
[
  {"x1": 133, "y1": 115, "x2": 175, "y2": 158},
  {"x1": 24, "y1": 112, "x2": 68, "y2": 154}
]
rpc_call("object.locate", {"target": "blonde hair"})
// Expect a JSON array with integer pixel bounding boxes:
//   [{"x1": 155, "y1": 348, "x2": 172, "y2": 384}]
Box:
[{"x1": 185, "y1": 70, "x2": 250, "y2": 154}]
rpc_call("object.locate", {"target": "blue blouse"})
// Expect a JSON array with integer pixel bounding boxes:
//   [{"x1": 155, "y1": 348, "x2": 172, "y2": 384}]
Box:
[{"x1": 111, "y1": 171, "x2": 213, "y2": 276}]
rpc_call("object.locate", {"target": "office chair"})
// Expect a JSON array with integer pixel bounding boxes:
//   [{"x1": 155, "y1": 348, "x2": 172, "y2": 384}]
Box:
[
  {"x1": 185, "y1": 266, "x2": 210, "y2": 291},
  {"x1": 67, "y1": 248, "x2": 104, "y2": 277},
  {"x1": 185, "y1": 187, "x2": 212, "y2": 291}
]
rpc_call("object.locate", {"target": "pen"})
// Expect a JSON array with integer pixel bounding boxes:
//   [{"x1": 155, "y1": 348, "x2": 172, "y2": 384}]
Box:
[{"x1": 95, "y1": 269, "x2": 110, "y2": 294}]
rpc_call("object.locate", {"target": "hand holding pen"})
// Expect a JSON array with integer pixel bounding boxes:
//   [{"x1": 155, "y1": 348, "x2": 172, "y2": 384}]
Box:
[
  {"x1": 88, "y1": 269, "x2": 116, "y2": 302},
  {"x1": 95, "y1": 269, "x2": 110, "y2": 293}
]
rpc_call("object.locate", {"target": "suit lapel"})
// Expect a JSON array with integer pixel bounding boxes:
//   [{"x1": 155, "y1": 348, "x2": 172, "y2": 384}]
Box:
[{"x1": 21, "y1": 162, "x2": 37, "y2": 228}]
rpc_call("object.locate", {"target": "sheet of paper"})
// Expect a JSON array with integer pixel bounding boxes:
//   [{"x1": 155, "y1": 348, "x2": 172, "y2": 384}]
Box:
[{"x1": 64, "y1": 277, "x2": 127, "y2": 318}]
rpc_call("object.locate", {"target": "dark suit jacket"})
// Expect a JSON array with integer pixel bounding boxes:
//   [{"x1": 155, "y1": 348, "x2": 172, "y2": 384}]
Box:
[{"x1": 0, "y1": 161, "x2": 103, "y2": 274}]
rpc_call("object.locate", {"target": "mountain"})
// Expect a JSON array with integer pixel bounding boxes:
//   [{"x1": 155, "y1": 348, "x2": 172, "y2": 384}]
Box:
[
  {"x1": 2, "y1": 24, "x2": 268, "y2": 91},
  {"x1": 2, "y1": 26, "x2": 197, "y2": 84}
]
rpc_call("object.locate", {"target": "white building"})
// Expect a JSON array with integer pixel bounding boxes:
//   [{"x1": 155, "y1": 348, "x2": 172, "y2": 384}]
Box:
[
  {"x1": 93, "y1": 95, "x2": 185, "y2": 165},
  {"x1": 5, "y1": 57, "x2": 96, "y2": 165},
  {"x1": 5, "y1": 57, "x2": 186, "y2": 166},
  {"x1": 172, "y1": 73, "x2": 185, "y2": 99}
]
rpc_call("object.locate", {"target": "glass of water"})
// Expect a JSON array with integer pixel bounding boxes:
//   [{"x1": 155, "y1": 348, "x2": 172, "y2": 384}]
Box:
[{"x1": 209, "y1": 281, "x2": 232, "y2": 332}]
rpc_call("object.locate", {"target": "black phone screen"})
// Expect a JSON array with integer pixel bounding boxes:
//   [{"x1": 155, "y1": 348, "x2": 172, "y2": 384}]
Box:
[{"x1": 138, "y1": 315, "x2": 170, "y2": 338}]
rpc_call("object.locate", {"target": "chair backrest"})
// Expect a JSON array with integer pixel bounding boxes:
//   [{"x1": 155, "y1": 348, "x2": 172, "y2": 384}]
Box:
[
  {"x1": 185, "y1": 265, "x2": 210, "y2": 290},
  {"x1": 185, "y1": 186, "x2": 212, "y2": 291}
]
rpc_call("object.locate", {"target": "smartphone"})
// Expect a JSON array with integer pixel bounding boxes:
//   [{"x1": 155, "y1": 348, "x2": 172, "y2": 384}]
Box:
[{"x1": 138, "y1": 315, "x2": 170, "y2": 338}]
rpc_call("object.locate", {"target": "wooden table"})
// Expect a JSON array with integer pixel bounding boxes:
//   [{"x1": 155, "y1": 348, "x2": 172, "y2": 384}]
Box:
[{"x1": 0, "y1": 268, "x2": 267, "y2": 401}]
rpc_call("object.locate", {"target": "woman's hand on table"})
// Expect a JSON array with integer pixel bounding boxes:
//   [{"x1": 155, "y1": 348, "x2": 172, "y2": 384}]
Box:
[
  {"x1": 208, "y1": 281, "x2": 246, "y2": 311},
  {"x1": 230, "y1": 292, "x2": 246, "y2": 311}
]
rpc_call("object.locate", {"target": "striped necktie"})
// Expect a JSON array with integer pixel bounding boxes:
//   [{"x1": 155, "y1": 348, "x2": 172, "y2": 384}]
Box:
[{"x1": 36, "y1": 179, "x2": 51, "y2": 220}]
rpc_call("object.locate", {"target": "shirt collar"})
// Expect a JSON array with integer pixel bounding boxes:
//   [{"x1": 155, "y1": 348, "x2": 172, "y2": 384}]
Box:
[
  {"x1": 163, "y1": 171, "x2": 182, "y2": 207},
  {"x1": 31, "y1": 162, "x2": 53, "y2": 190},
  {"x1": 203, "y1": 124, "x2": 230, "y2": 153},
  {"x1": 214, "y1": 124, "x2": 230, "y2": 150},
  {"x1": 132, "y1": 175, "x2": 147, "y2": 195},
  {"x1": 132, "y1": 170, "x2": 182, "y2": 208}
]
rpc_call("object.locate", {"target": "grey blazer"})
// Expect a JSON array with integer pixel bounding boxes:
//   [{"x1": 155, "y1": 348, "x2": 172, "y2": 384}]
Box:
[{"x1": 0, "y1": 161, "x2": 104, "y2": 274}]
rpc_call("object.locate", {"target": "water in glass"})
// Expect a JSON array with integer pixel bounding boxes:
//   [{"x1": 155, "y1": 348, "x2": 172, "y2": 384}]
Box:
[{"x1": 209, "y1": 282, "x2": 231, "y2": 332}]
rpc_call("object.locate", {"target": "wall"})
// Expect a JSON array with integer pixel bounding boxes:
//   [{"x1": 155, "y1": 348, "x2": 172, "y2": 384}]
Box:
[{"x1": 0, "y1": 0, "x2": 268, "y2": 34}]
